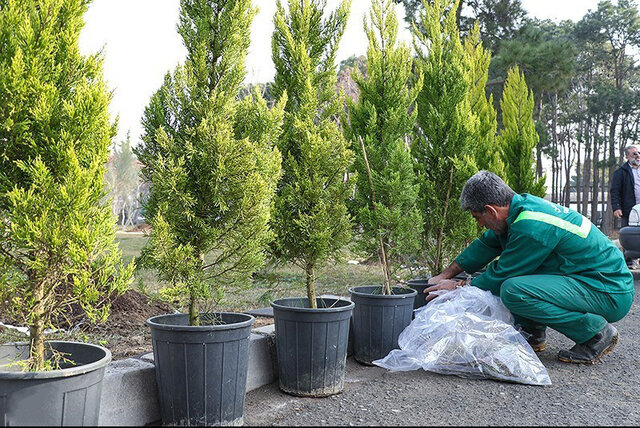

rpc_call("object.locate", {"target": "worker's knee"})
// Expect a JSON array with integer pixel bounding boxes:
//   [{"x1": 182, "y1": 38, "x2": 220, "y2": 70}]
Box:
[{"x1": 500, "y1": 277, "x2": 529, "y2": 311}]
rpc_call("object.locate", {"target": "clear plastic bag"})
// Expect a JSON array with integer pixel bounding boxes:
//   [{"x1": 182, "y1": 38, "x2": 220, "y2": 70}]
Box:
[{"x1": 373, "y1": 286, "x2": 552, "y2": 386}]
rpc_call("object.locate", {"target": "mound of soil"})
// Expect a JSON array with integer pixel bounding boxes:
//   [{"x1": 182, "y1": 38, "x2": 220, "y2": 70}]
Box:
[
  {"x1": 87, "y1": 290, "x2": 275, "y2": 360},
  {"x1": 1, "y1": 289, "x2": 274, "y2": 361},
  {"x1": 83, "y1": 290, "x2": 174, "y2": 360}
]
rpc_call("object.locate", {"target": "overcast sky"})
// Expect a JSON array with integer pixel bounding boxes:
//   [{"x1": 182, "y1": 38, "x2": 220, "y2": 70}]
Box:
[{"x1": 77, "y1": 0, "x2": 603, "y2": 146}]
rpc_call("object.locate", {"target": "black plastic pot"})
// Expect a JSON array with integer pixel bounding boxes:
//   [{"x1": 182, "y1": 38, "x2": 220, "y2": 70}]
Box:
[
  {"x1": 146, "y1": 312, "x2": 254, "y2": 426},
  {"x1": 348, "y1": 286, "x2": 417, "y2": 365},
  {"x1": 271, "y1": 297, "x2": 354, "y2": 397},
  {"x1": 619, "y1": 226, "x2": 640, "y2": 259},
  {"x1": 0, "y1": 341, "x2": 111, "y2": 426},
  {"x1": 406, "y1": 277, "x2": 432, "y2": 310}
]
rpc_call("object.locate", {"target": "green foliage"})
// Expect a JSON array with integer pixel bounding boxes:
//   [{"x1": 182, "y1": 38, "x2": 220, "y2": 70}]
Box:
[
  {"x1": 344, "y1": 0, "x2": 423, "y2": 292},
  {"x1": 136, "y1": 0, "x2": 284, "y2": 325},
  {"x1": 271, "y1": 0, "x2": 355, "y2": 307},
  {"x1": 493, "y1": 19, "x2": 577, "y2": 98},
  {"x1": 395, "y1": 0, "x2": 527, "y2": 52},
  {"x1": 463, "y1": 22, "x2": 504, "y2": 178},
  {"x1": 499, "y1": 66, "x2": 546, "y2": 196},
  {"x1": 412, "y1": 0, "x2": 479, "y2": 274},
  {"x1": 0, "y1": 0, "x2": 133, "y2": 371}
]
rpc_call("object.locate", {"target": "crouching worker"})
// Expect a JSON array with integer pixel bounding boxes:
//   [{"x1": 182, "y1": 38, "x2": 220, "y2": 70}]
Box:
[{"x1": 426, "y1": 170, "x2": 635, "y2": 364}]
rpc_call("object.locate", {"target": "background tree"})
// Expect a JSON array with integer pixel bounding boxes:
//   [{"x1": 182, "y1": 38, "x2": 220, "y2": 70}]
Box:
[
  {"x1": 106, "y1": 131, "x2": 142, "y2": 226},
  {"x1": 463, "y1": 22, "x2": 504, "y2": 177},
  {"x1": 575, "y1": 0, "x2": 640, "y2": 234},
  {"x1": 135, "y1": 0, "x2": 284, "y2": 326},
  {"x1": 344, "y1": 0, "x2": 423, "y2": 293},
  {"x1": 337, "y1": 54, "x2": 368, "y2": 103},
  {"x1": 499, "y1": 66, "x2": 546, "y2": 195},
  {"x1": 492, "y1": 19, "x2": 577, "y2": 179},
  {"x1": 412, "y1": 0, "x2": 478, "y2": 275},
  {"x1": 396, "y1": 0, "x2": 527, "y2": 53},
  {"x1": 270, "y1": 0, "x2": 355, "y2": 308},
  {"x1": 0, "y1": 0, "x2": 133, "y2": 370}
]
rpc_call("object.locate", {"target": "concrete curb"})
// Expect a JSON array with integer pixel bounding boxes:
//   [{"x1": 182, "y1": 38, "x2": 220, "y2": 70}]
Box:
[{"x1": 98, "y1": 324, "x2": 277, "y2": 426}]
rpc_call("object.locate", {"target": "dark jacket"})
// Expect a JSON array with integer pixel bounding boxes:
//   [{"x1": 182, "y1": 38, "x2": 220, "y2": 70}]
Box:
[{"x1": 611, "y1": 162, "x2": 637, "y2": 218}]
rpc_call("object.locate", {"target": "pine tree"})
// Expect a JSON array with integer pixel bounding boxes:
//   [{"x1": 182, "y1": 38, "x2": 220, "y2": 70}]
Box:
[
  {"x1": 135, "y1": 0, "x2": 284, "y2": 325},
  {"x1": 462, "y1": 22, "x2": 505, "y2": 178},
  {"x1": 271, "y1": 0, "x2": 354, "y2": 308},
  {"x1": 499, "y1": 66, "x2": 546, "y2": 196},
  {"x1": 344, "y1": 0, "x2": 423, "y2": 294},
  {"x1": 0, "y1": 0, "x2": 134, "y2": 370},
  {"x1": 412, "y1": 0, "x2": 479, "y2": 275}
]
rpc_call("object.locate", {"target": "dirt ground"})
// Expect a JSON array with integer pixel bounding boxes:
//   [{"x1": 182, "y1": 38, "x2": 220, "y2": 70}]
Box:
[{"x1": 91, "y1": 291, "x2": 274, "y2": 359}]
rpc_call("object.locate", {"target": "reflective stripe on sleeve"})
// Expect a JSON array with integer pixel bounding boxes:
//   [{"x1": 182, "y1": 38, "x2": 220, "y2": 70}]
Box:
[{"x1": 513, "y1": 211, "x2": 591, "y2": 239}]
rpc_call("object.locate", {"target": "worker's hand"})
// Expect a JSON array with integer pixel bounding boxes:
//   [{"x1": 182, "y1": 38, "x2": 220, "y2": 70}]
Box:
[
  {"x1": 428, "y1": 274, "x2": 447, "y2": 285},
  {"x1": 614, "y1": 209, "x2": 623, "y2": 218},
  {"x1": 424, "y1": 279, "x2": 460, "y2": 302}
]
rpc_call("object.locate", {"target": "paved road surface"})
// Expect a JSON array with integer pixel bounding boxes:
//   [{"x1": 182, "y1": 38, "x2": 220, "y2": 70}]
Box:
[{"x1": 245, "y1": 279, "x2": 640, "y2": 426}]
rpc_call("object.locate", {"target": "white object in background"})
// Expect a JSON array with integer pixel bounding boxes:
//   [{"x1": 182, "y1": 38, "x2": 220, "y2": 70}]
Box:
[{"x1": 629, "y1": 203, "x2": 640, "y2": 226}]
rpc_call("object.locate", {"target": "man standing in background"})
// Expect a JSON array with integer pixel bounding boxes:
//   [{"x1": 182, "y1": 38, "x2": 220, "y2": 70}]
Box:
[{"x1": 611, "y1": 144, "x2": 640, "y2": 268}]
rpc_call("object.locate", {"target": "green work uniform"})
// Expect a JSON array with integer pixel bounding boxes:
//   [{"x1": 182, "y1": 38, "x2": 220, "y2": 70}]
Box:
[{"x1": 456, "y1": 193, "x2": 635, "y2": 344}]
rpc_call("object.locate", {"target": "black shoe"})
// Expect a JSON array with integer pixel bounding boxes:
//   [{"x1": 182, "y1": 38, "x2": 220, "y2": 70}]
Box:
[
  {"x1": 557, "y1": 323, "x2": 619, "y2": 364},
  {"x1": 518, "y1": 325, "x2": 546, "y2": 352}
]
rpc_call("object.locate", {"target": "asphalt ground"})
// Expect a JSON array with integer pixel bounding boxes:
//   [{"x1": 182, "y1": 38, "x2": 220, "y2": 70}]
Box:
[{"x1": 244, "y1": 277, "x2": 640, "y2": 426}]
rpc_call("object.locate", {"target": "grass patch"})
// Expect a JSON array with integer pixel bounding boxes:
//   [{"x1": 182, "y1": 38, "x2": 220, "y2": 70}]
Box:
[{"x1": 116, "y1": 233, "x2": 417, "y2": 312}]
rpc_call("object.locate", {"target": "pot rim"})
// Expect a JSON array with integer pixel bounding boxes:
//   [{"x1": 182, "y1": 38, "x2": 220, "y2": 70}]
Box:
[
  {"x1": 0, "y1": 340, "x2": 111, "y2": 380},
  {"x1": 146, "y1": 311, "x2": 255, "y2": 332},
  {"x1": 348, "y1": 285, "x2": 417, "y2": 299},
  {"x1": 271, "y1": 297, "x2": 354, "y2": 313}
]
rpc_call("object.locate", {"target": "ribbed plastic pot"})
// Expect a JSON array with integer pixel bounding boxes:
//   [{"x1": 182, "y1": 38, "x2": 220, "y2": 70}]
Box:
[
  {"x1": 619, "y1": 226, "x2": 640, "y2": 259},
  {"x1": 348, "y1": 286, "x2": 417, "y2": 365},
  {"x1": 146, "y1": 312, "x2": 254, "y2": 426},
  {"x1": 406, "y1": 277, "x2": 432, "y2": 310},
  {"x1": 0, "y1": 341, "x2": 111, "y2": 426},
  {"x1": 271, "y1": 297, "x2": 354, "y2": 397}
]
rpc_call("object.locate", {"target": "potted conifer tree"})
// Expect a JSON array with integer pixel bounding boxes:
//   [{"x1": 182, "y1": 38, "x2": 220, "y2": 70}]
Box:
[
  {"x1": 0, "y1": 0, "x2": 134, "y2": 425},
  {"x1": 344, "y1": 0, "x2": 422, "y2": 365},
  {"x1": 269, "y1": 0, "x2": 356, "y2": 397},
  {"x1": 411, "y1": 0, "x2": 479, "y2": 279},
  {"x1": 136, "y1": 0, "x2": 284, "y2": 425}
]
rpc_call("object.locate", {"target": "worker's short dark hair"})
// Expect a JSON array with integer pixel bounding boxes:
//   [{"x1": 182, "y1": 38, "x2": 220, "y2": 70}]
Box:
[{"x1": 460, "y1": 171, "x2": 515, "y2": 213}]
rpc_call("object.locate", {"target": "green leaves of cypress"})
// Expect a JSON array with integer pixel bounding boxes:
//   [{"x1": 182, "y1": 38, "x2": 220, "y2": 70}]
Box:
[
  {"x1": 345, "y1": 0, "x2": 423, "y2": 293},
  {"x1": 136, "y1": 0, "x2": 284, "y2": 325},
  {"x1": 271, "y1": 0, "x2": 354, "y2": 308},
  {"x1": 412, "y1": 0, "x2": 478, "y2": 274},
  {"x1": 0, "y1": 0, "x2": 133, "y2": 371},
  {"x1": 499, "y1": 65, "x2": 546, "y2": 196}
]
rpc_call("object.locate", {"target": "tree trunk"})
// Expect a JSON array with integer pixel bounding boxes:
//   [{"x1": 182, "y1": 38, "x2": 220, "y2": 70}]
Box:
[
  {"x1": 601, "y1": 169, "x2": 607, "y2": 229},
  {"x1": 29, "y1": 281, "x2": 46, "y2": 371},
  {"x1": 582, "y1": 121, "x2": 593, "y2": 216},
  {"x1": 576, "y1": 123, "x2": 582, "y2": 213},
  {"x1": 591, "y1": 123, "x2": 600, "y2": 224},
  {"x1": 358, "y1": 137, "x2": 391, "y2": 294},
  {"x1": 306, "y1": 263, "x2": 317, "y2": 309},
  {"x1": 535, "y1": 96, "x2": 544, "y2": 178},
  {"x1": 552, "y1": 92, "x2": 559, "y2": 203},
  {"x1": 434, "y1": 165, "x2": 455, "y2": 275},
  {"x1": 189, "y1": 254, "x2": 205, "y2": 326},
  {"x1": 601, "y1": 112, "x2": 619, "y2": 235}
]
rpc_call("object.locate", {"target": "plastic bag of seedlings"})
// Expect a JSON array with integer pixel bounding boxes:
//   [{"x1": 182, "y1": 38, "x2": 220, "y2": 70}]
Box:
[{"x1": 373, "y1": 286, "x2": 551, "y2": 386}]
